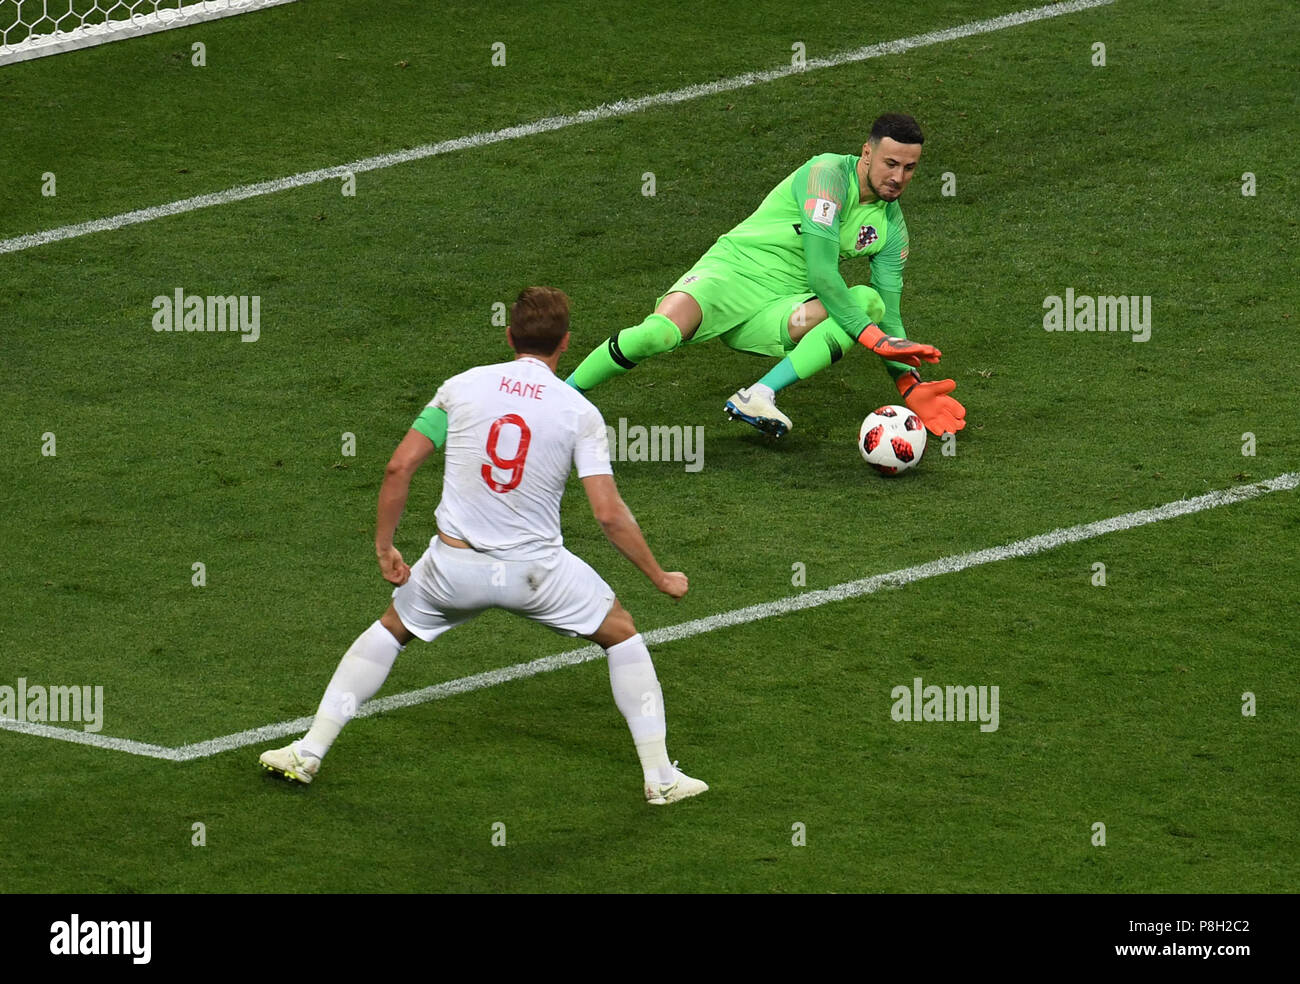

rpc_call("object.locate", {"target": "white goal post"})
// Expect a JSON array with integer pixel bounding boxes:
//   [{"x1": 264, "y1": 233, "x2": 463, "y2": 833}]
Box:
[{"x1": 0, "y1": 0, "x2": 299, "y2": 66}]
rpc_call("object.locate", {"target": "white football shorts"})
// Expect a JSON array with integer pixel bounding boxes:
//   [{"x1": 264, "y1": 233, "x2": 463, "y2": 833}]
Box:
[{"x1": 391, "y1": 537, "x2": 616, "y2": 642}]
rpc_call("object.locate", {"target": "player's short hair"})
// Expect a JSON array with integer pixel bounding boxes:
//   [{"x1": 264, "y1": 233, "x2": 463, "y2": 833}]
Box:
[
  {"x1": 510, "y1": 286, "x2": 570, "y2": 355},
  {"x1": 869, "y1": 113, "x2": 924, "y2": 147}
]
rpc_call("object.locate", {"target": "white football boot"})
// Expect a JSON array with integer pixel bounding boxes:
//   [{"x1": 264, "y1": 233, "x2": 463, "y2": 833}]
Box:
[
  {"x1": 259, "y1": 741, "x2": 321, "y2": 784},
  {"x1": 645, "y1": 763, "x2": 709, "y2": 806},
  {"x1": 725, "y1": 386, "x2": 792, "y2": 438}
]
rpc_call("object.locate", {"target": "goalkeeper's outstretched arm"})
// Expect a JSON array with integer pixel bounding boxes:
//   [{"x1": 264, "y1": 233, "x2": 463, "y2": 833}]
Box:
[{"x1": 802, "y1": 235, "x2": 939, "y2": 367}]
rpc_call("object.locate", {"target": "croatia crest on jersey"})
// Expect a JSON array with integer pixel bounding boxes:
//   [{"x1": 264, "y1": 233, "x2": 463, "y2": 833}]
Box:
[{"x1": 856, "y1": 225, "x2": 878, "y2": 250}]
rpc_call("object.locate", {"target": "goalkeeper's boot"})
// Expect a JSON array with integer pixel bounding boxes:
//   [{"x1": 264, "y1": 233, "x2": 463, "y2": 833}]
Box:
[
  {"x1": 645, "y1": 763, "x2": 709, "y2": 806},
  {"x1": 724, "y1": 386, "x2": 792, "y2": 438},
  {"x1": 259, "y1": 741, "x2": 321, "y2": 784}
]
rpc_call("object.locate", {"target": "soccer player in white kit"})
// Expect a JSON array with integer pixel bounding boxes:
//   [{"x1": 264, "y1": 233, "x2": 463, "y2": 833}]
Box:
[{"x1": 259, "y1": 287, "x2": 707, "y2": 805}]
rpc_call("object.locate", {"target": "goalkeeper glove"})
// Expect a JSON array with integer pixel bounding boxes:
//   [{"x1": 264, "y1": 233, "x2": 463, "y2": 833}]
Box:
[
  {"x1": 856, "y1": 324, "x2": 942, "y2": 367},
  {"x1": 897, "y1": 373, "x2": 967, "y2": 436}
]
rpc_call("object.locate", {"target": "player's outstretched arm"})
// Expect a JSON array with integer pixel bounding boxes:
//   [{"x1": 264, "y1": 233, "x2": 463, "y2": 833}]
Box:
[
  {"x1": 581, "y1": 474, "x2": 687, "y2": 599},
  {"x1": 375, "y1": 429, "x2": 436, "y2": 585},
  {"x1": 802, "y1": 235, "x2": 940, "y2": 366}
]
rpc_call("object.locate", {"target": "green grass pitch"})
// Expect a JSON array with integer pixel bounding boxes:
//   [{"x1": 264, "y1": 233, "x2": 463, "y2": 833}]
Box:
[{"x1": 1, "y1": 0, "x2": 1297, "y2": 893}]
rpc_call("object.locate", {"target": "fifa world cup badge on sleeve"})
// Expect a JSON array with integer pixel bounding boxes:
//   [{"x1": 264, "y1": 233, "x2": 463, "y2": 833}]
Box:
[{"x1": 806, "y1": 198, "x2": 838, "y2": 226}]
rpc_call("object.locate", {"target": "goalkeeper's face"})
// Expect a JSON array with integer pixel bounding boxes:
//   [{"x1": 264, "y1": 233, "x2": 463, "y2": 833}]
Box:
[{"x1": 861, "y1": 137, "x2": 922, "y2": 202}]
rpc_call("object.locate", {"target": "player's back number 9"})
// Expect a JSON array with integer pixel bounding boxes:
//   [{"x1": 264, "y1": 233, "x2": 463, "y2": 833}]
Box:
[{"x1": 481, "y1": 414, "x2": 532, "y2": 492}]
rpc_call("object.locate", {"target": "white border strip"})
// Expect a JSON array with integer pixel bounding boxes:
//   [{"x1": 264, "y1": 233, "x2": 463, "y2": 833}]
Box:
[
  {"x1": 0, "y1": 0, "x2": 1115, "y2": 255},
  {"x1": 5, "y1": 470, "x2": 1293, "y2": 761},
  {"x1": 0, "y1": 0, "x2": 300, "y2": 66}
]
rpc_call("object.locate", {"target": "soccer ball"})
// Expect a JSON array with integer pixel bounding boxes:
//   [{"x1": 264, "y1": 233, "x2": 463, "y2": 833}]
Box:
[{"x1": 858, "y1": 405, "x2": 926, "y2": 475}]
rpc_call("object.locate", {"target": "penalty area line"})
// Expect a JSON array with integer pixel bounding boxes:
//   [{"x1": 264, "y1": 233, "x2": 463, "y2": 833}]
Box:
[
  {"x1": 0, "y1": 0, "x2": 1115, "y2": 256},
  {"x1": 3, "y1": 470, "x2": 1295, "y2": 761}
]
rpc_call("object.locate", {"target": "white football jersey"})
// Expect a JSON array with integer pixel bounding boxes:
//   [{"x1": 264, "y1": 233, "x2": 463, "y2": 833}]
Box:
[{"x1": 427, "y1": 356, "x2": 612, "y2": 559}]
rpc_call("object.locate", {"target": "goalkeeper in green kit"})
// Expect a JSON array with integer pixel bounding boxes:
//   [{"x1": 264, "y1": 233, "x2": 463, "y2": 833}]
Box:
[{"x1": 565, "y1": 113, "x2": 966, "y2": 438}]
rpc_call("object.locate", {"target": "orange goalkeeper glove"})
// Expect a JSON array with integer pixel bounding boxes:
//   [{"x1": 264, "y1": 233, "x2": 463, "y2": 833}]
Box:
[
  {"x1": 897, "y1": 374, "x2": 967, "y2": 436},
  {"x1": 856, "y1": 324, "x2": 942, "y2": 367}
]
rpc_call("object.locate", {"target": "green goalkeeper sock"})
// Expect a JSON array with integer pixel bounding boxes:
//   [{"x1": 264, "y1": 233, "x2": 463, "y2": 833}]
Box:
[
  {"x1": 756, "y1": 358, "x2": 800, "y2": 393},
  {"x1": 754, "y1": 285, "x2": 884, "y2": 393},
  {"x1": 768, "y1": 317, "x2": 859, "y2": 389},
  {"x1": 566, "y1": 313, "x2": 683, "y2": 391}
]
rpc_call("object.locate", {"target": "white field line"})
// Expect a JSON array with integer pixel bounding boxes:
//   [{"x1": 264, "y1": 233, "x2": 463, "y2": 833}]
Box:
[
  {"x1": 4, "y1": 471, "x2": 1295, "y2": 761},
  {"x1": 0, "y1": 0, "x2": 1115, "y2": 256}
]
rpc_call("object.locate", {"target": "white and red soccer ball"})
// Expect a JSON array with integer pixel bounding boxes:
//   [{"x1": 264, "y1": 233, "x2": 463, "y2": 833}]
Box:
[{"x1": 858, "y1": 405, "x2": 926, "y2": 475}]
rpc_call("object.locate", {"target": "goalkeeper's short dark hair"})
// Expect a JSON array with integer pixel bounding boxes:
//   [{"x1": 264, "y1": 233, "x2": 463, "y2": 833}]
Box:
[
  {"x1": 869, "y1": 113, "x2": 924, "y2": 146},
  {"x1": 510, "y1": 286, "x2": 569, "y2": 355}
]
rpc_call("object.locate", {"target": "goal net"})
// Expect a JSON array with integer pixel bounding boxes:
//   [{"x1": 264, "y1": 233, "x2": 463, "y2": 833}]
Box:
[{"x1": 0, "y1": 0, "x2": 299, "y2": 66}]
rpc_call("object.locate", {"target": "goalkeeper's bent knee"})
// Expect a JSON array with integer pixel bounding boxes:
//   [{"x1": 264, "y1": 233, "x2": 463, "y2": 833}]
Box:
[
  {"x1": 615, "y1": 313, "x2": 683, "y2": 362},
  {"x1": 788, "y1": 317, "x2": 859, "y2": 380},
  {"x1": 758, "y1": 289, "x2": 881, "y2": 391},
  {"x1": 848, "y1": 284, "x2": 886, "y2": 325},
  {"x1": 846, "y1": 284, "x2": 913, "y2": 378}
]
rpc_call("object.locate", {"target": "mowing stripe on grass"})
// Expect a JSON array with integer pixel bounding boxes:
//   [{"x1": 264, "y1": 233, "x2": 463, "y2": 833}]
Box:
[
  {"x1": 0, "y1": 0, "x2": 1115, "y2": 256},
  {"x1": 4, "y1": 470, "x2": 1294, "y2": 761}
]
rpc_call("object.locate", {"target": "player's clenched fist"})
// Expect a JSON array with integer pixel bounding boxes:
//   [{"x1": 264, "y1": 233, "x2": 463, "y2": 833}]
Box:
[
  {"x1": 377, "y1": 545, "x2": 410, "y2": 585},
  {"x1": 655, "y1": 571, "x2": 689, "y2": 599}
]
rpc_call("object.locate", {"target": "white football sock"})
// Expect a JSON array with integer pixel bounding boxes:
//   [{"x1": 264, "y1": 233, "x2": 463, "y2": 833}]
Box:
[
  {"x1": 606, "y1": 633, "x2": 675, "y2": 784},
  {"x1": 300, "y1": 620, "x2": 404, "y2": 760}
]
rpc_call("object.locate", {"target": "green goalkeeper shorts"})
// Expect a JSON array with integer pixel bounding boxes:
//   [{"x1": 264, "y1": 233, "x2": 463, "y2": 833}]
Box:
[{"x1": 659, "y1": 256, "x2": 813, "y2": 359}]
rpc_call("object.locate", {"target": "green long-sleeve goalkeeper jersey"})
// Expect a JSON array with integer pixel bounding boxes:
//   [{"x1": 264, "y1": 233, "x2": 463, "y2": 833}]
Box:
[{"x1": 708, "y1": 152, "x2": 910, "y2": 342}]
